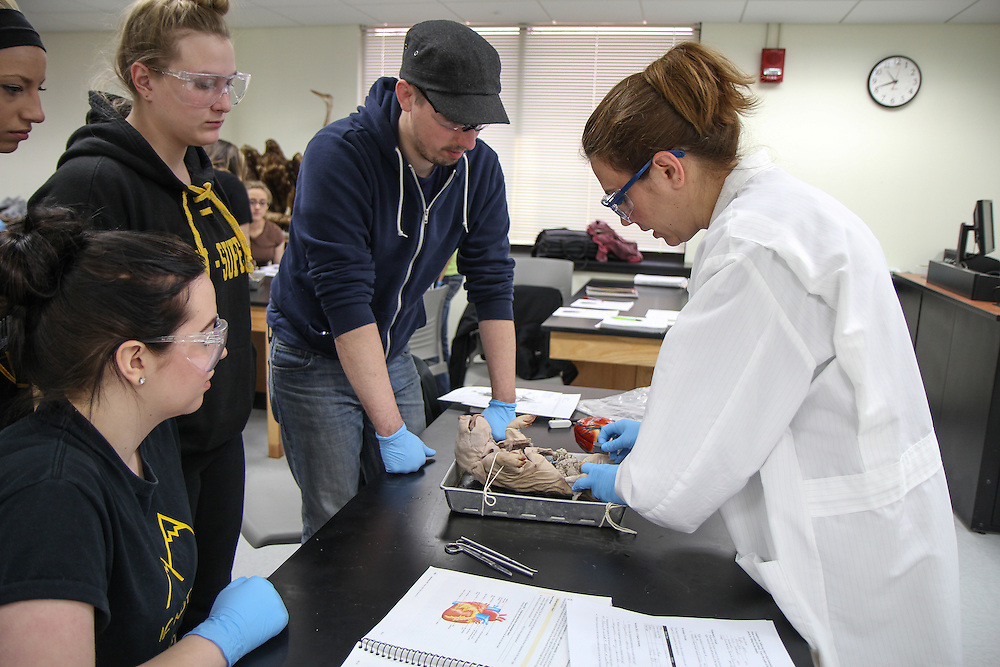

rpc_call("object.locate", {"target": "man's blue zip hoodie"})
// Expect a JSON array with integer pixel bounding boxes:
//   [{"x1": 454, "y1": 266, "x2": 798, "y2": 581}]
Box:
[{"x1": 267, "y1": 77, "x2": 514, "y2": 361}]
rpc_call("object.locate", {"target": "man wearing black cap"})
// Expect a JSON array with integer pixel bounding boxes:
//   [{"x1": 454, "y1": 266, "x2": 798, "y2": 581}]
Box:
[{"x1": 268, "y1": 20, "x2": 518, "y2": 540}]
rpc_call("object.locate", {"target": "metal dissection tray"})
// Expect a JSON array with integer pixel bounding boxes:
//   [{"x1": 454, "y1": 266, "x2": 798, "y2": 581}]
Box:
[{"x1": 440, "y1": 455, "x2": 626, "y2": 528}]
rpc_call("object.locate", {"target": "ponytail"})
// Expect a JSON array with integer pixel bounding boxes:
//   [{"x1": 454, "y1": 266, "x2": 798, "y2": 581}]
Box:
[{"x1": 583, "y1": 42, "x2": 757, "y2": 175}]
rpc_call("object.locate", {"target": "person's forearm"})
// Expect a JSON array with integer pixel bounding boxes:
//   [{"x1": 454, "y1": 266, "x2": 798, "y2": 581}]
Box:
[
  {"x1": 335, "y1": 323, "x2": 403, "y2": 436},
  {"x1": 141, "y1": 635, "x2": 226, "y2": 667},
  {"x1": 478, "y1": 319, "x2": 516, "y2": 403}
]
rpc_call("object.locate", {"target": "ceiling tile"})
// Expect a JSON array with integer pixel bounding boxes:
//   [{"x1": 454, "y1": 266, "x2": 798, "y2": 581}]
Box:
[
  {"x1": 228, "y1": 6, "x2": 309, "y2": 29},
  {"x1": 16, "y1": 0, "x2": 1000, "y2": 31},
  {"x1": 442, "y1": 1, "x2": 553, "y2": 24},
  {"x1": 743, "y1": 1, "x2": 857, "y2": 24},
  {"x1": 341, "y1": 2, "x2": 460, "y2": 25},
  {"x1": 540, "y1": 0, "x2": 644, "y2": 24},
  {"x1": 269, "y1": 3, "x2": 381, "y2": 26},
  {"x1": 641, "y1": 1, "x2": 746, "y2": 24},
  {"x1": 947, "y1": 0, "x2": 1000, "y2": 23},
  {"x1": 844, "y1": 0, "x2": 975, "y2": 23}
]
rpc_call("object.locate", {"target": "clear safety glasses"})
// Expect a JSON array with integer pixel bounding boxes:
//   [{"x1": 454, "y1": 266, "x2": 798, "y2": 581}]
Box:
[
  {"x1": 153, "y1": 68, "x2": 251, "y2": 107},
  {"x1": 600, "y1": 150, "x2": 685, "y2": 223},
  {"x1": 144, "y1": 317, "x2": 229, "y2": 372}
]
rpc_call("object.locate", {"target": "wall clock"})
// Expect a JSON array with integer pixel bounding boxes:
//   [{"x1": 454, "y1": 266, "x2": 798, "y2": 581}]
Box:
[{"x1": 868, "y1": 55, "x2": 921, "y2": 108}]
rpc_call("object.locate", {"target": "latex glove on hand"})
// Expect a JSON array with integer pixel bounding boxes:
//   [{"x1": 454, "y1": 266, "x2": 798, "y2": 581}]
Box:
[
  {"x1": 377, "y1": 424, "x2": 436, "y2": 473},
  {"x1": 572, "y1": 462, "x2": 626, "y2": 505},
  {"x1": 481, "y1": 398, "x2": 516, "y2": 441},
  {"x1": 187, "y1": 575, "x2": 289, "y2": 667},
  {"x1": 598, "y1": 418, "x2": 641, "y2": 463}
]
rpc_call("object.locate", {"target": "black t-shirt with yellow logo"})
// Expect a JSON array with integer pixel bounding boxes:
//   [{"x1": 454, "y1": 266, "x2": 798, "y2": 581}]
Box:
[{"x1": 0, "y1": 401, "x2": 197, "y2": 665}]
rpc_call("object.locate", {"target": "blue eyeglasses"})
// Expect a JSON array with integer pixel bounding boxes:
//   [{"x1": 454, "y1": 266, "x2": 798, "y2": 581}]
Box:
[{"x1": 601, "y1": 150, "x2": 685, "y2": 223}]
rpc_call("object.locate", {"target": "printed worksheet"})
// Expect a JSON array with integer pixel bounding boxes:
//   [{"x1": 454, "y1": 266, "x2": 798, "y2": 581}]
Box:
[{"x1": 565, "y1": 597, "x2": 795, "y2": 667}]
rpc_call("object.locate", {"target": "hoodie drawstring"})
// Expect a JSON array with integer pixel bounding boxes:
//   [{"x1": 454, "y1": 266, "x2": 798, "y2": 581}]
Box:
[
  {"x1": 180, "y1": 190, "x2": 211, "y2": 275},
  {"x1": 461, "y1": 153, "x2": 469, "y2": 232},
  {"x1": 183, "y1": 182, "x2": 254, "y2": 277},
  {"x1": 192, "y1": 181, "x2": 254, "y2": 272},
  {"x1": 394, "y1": 147, "x2": 470, "y2": 236},
  {"x1": 395, "y1": 148, "x2": 407, "y2": 238}
]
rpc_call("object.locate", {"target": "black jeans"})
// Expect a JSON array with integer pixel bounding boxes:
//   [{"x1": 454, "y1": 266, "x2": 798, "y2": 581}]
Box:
[{"x1": 177, "y1": 434, "x2": 246, "y2": 634}]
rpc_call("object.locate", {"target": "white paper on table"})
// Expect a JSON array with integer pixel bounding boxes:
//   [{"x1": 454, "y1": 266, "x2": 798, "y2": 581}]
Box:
[
  {"x1": 553, "y1": 307, "x2": 619, "y2": 320},
  {"x1": 643, "y1": 309, "x2": 680, "y2": 326},
  {"x1": 570, "y1": 298, "x2": 635, "y2": 312},
  {"x1": 438, "y1": 386, "x2": 581, "y2": 419},
  {"x1": 565, "y1": 598, "x2": 795, "y2": 667},
  {"x1": 633, "y1": 273, "x2": 688, "y2": 288}
]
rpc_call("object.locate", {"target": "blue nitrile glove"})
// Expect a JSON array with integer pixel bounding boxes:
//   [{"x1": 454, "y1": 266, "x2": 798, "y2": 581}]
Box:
[
  {"x1": 481, "y1": 398, "x2": 516, "y2": 441},
  {"x1": 376, "y1": 424, "x2": 436, "y2": 473},
  {"x1": 572, "y1": 462, "x2": 626, "y2": 505},
  {"x1": 186, "y1": 576, "x2": 288, "y2": 666},
  {"x1": 598, "y1": 419, "x2": 641, "y2": 463}
]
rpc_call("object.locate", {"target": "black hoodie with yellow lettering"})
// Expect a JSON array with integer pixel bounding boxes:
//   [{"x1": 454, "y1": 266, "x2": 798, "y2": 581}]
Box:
[{"x1": 29, "y1": 91, "x2": 254, "y2": 455}]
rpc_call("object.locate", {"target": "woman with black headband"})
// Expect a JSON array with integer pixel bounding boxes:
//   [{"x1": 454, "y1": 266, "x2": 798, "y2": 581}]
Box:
[
  {"x1": 0, "y1": 0, "x2": 44, "y2": 154},
  {"x1": 0, "y1": 0, "x2": 45, "y2": 431}
]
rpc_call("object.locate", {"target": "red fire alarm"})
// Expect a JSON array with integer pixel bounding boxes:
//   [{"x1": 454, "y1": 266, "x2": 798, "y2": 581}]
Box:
[{"x1": 761, "y1": 48, "x2": 785, "y2": 83}]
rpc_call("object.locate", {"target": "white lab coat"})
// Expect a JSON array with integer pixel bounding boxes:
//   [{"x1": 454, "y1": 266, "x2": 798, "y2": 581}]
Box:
[{"x1": 617, "y1": 151, "x2": 962, "y2": 666}]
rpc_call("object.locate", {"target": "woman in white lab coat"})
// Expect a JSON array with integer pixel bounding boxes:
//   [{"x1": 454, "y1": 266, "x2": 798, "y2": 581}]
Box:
[{"x1": 573, "y1": 42, "x2": 961, "y2": 667}]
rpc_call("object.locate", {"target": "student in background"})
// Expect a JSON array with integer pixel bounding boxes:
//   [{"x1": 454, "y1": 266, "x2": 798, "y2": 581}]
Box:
[
  {"x1": 0, "y1": 0, "x2": 45, "y2": 427},
  {"x1": 29, "y1": 0, "x2": 255, "y2": 634},
  {"x1": 207, "y1": 138, "x2": 252, "y2": 231},
  {"x1": 572, "y1": 42, "x2": 961, "y2": 666},
  {"x1": 0, "y1": 210, "x2": 287, "y2": 667},
  {"x1": 244, "y1": 179, "x2": 284, "y2": 266}
]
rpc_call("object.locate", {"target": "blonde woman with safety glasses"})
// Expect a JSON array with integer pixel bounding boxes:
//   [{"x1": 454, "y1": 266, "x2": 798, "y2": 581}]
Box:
[{"x1": 30, "y1": 0, "x2": 255, "y2": 636}]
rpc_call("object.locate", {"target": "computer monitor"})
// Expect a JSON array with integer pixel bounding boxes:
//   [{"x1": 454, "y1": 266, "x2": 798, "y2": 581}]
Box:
[{"x1": 957, "y1": 199, "x2": 994, "y2": 266}]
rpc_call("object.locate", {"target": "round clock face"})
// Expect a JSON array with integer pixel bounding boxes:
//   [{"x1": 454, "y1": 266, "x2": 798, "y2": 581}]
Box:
[{"x1": 868, "y1": 56, "x2": 921, "y2": 108}]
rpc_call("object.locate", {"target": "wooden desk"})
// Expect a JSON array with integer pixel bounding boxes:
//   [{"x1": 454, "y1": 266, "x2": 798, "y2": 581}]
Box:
[
  {"x1": 893, "y1": 272, "x2": 1000, "y2": 532},
  {"x1": 544, "y1": 280, "x2": 688, "y2": 390},
  {"x1": 250, "y1": 278, "x2": 282, "y2": 458},
  {"x1": 239, "y1": 390, "x2": 811, "y2": 666}
]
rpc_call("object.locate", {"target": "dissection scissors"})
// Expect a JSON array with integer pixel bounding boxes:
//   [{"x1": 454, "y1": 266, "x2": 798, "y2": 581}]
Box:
[{"x1": 444, "y1": 536, "x2": 537, "y2": 578}]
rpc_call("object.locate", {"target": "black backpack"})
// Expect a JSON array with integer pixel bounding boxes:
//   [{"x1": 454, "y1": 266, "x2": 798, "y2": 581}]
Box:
[{"x1": 530, "y1": 228, "x2": 598, "y2": 264}]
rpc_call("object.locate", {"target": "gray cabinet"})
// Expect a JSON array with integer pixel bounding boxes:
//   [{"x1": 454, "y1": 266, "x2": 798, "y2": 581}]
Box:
[{"x1": 893, "y1": 272, "x2": 1000, "y2": 533}]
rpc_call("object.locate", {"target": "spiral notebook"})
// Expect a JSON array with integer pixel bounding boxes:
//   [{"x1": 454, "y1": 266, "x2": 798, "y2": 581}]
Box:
[{"x1": 341, "y1": 566, "x2": 610, "y2": 667}]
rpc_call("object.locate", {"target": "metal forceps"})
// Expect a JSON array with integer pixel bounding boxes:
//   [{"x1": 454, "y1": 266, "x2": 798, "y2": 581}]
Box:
[{"x1": 444, "y1": 536, "x2": 537, "y2": 578}]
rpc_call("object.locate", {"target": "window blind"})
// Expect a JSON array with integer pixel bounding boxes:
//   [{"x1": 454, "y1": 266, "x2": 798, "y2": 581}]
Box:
[{"x1": 362, "y1": 25, "x2": 698, "y2": 253}]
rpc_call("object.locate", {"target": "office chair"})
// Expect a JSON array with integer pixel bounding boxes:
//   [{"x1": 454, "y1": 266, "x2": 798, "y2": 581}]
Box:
[
  {"x1": 450, "y1": 257, "x2": 577, "y2": 389},
  {"x1": 409, "y1": 285, "x2": 450, "y2": 376},
  {"x1": 512, "y1": 256, "x2": 574, "y2": 307}
]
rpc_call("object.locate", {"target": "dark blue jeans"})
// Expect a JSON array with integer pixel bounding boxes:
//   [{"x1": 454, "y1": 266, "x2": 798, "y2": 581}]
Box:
[{"x1": 268, "y1": 336, "x2": 426, "y2": 541}]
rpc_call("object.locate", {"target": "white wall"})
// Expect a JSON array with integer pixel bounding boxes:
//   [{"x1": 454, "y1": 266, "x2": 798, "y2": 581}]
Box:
[
  {"x1": 5, "y1": 25, "x2": 362, "y2": 200},
  {"x1": 226, "y1": 25, "x2": 361, "y2": 159},
  {"x1": 700, "y1": 23, "x2": 1000, "y2": 272},
  {"x1": 6, "y1": 21, "x2": 1000, "y2": 274}
]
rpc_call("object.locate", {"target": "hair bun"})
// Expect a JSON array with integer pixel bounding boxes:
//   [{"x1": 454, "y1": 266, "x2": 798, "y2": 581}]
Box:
[{"x1": 0, "y1": 208, "x2": 90, "y2": 314}]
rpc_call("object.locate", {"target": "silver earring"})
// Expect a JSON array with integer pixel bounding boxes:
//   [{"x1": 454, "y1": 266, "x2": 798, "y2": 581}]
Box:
[{"x1": 139, "y1": 377, "x2": 146, "y2": 385}]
